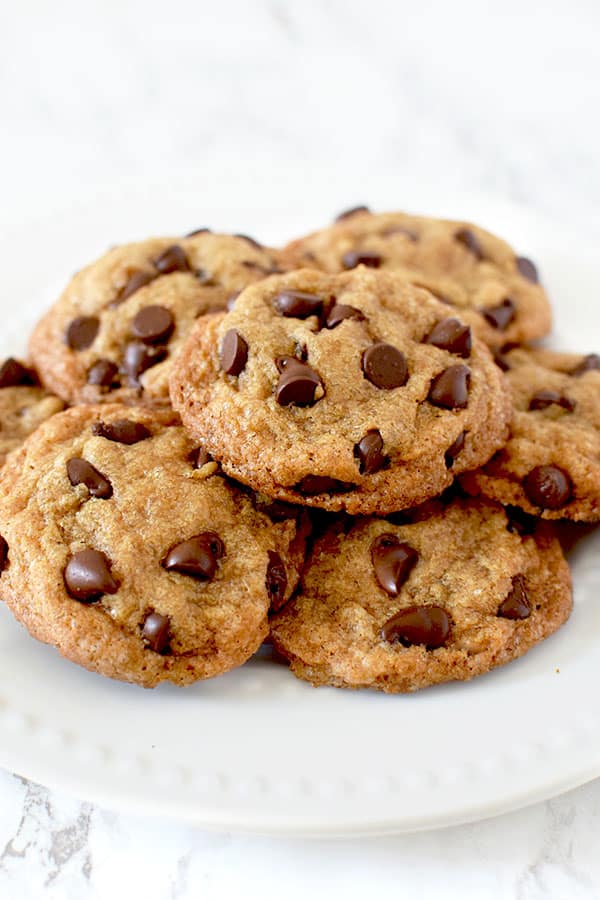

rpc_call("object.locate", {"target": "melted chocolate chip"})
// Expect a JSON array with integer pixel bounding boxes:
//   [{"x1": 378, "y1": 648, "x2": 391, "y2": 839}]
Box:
[
  {"x1": 334, "y1": 205, "x2": 370, "y2": 221},
  {"x1": 354, "y1": 430, "x2": 386, "y2": 475},
  {"x1": 92, "y1": 419, "x2": 151, "y2": 444},
  {"x1": 529, "y1": 390, "x2": 576, "y2": 412},
  {"x1": 266, "y1": 551, "x2": 287, "y2": 611},
  {"x1": 428, "y1": 365, "x2": 470, "y2": 409},
  {"x1": 131, "y1": 305, "x2": 174, "y2": 344},
  {"x1": 482, "y1": 298, "x2": 516, "y2": 331},
  {"x1": 424, "y1": 318, "x2": 472, "y2": 357},
  {"x1": 154, "y1": 245, "x2": 190, "y2": 274},
  {"x1": 515, "y1": 256, "x2": 539, "y2": 283},
  {"x1": 325, "y1": 304, "x2": 365, "y2": 329},
  {"x1": 64, "y1": 549, "x2": 119, "y2": 602},
  {"x1": 570, "y1": 354, "x2": 600, "y2": 376},
  {"x1": 296, "y1": 475, "x2": 355, "y2": 494},
  {"x1": 498, "y1": 574, "x2": 530, "y2": 619},
  {"x1": 220, "y1": 329, "x2": 248, "y2": 376},
  {"x1": 122, "y1": 341, "x2": 167, "y2": 385},
  {"x1": 444, "y1": 430, "x2": 467, "y2": 468},
  {"x1": 0, "y1": 358, "x2": 36, "y2": 388},
  {"x1": 86, "y1": 359, "x2": 119, "y2": 390},
  {"x1": 276, "y1": 358, "x2": 322, "y2": 406},
  {"x1": 188, "y1": 446, "x2": 212, "y2": 468},
  {"x1": 141, "y1": 612, "x2": 171, "y2": 653},
  {"x1": 523, "y1": 465, "x2": 573, "y2": 509},
  {"x1": 186, "y1": 227, "x2": 212, "y2": 237},
  {"x1": 162, "y1": 532, "x2": 225, "y2": 579},
  {"x1": 454, "y1": 228, "x2": 484, "y2": 260},
  {"x1": 117, "y1": 270, "x2": 155, "y2": 303},
  {"x1": 382, "y1": 606, "x2": 451, "y2": 649},
  {"x1": 371, "y1": 534, "x2": 419, "y2": 596},
  {"x1": 234, "y1": 233, "x2": 263, "y2": 249},
  {"x1": 362, "y1": 343, "x2": 408, "y2": 390},
  {"x1": 67, "y1": 458, "x2": 113, "y2": 499},
  {"x1": 342, "y1": 250, "x2": 382, "y2": 270},
  {"x1": 274, "y1": 290, "x2": 323, "y2": 319},
  {"x1": 66, "y1": 316, "x2": 100, "y2": 351},
  {"x1": 0, "y1": 536, "x2": 8, "y2": 572}
]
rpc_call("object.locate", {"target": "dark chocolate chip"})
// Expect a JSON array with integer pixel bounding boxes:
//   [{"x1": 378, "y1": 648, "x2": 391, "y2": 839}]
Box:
[
  {"x1": 266, "y1": 551, "x2": 287, "y2": 611},
  {"x1": 234, "y1": 233, "x2": 264, "y2": 249},
  {"x1": 296, "y1": 475, "x2": 355, "y2": 494},
  {"x1": 154, "y1": 245, "x2": 190, "y2": 274},
  {"x1": 424, "y1": 318, "x2": 472, "y2": 357},
  {"x1": 67, "y1": 458, "x2": 113, "y2": 499},
  {"x1": 86, "y1": 358, "x2": 119, "y2": 390},
  {"x1": 186, "y1": 227, "x2": 212, "y2": 237},
  {"x1": 371, "y1": 534, "x2": 419, "y2": 596},
  {"x1": 498, "y1": 574, "x2": 530, "y2": 620},
  {"x1": 428, "y1": 365, "x2": 470, "y2": 409},
  {"x1": 162, "y1": 533, "x2": 225, "y2": 580},
  {"x1": 354, "y1": 430, "x2": 386, "y2": 475},
  {"x1": 92, "y1": 419, "x2": 151, "y2": 444},
  {"x1": 0, "y1": 358, "x2": 36, "y2": 388},
  {"x1": 325, "y1": 304, "x2": 365, "y2": 329},
  {"x1": 131, "y1": 305, "x2": 174, "y2": 344},
  {"x1": 493, "y1": 350, "x2": 511, "y2": 372},
  {"x1": 64, "y1": 549, "x2": 119, "y2": 602},
  {"x1": 276, "y1": 359, "x2": 322, "y2": 406},
  {"x1": 141, "y1": 612, "x2": 171, "y2": 653},
  {"x1": 515, "y1": 257, "x2": 539, "y2": 283},
  {"x1": 117, "y1": 270, "x2": 155, "y2": 303},
  {"x1": 220, "y1": 329, "x2": 248, "y2": 376},
  {"x1": 382, "y1": 605, "x2": 451, "y2": 648},
  {"x1": 570, "y1": 354, "x2": 600, "y2": 376},
  {"x1": 529, "y1": 390, "x2": 576, "y2": 412},
  {"x1": 444, "y1": 430, "x2": 467, "y2": 468},
  {"x1": 482, "y1": 298, "x2": 516, "y2": 331},
  {"x1": 342, "y1": 250, "x2": 382, "y2": 270},
  {"x1": 455, "y1": 228, "x2": 484, "y2": 260},
  {"x1": 66, "y1": 316, "x2": 99, "y2": 351},
  {"x1": 362, "y1": 343, "x2": 408, "y2": 390},
  {"x1": 274, "y1": 290, "x2": 323, "y2": 319},
  {"x1": 0, "y1": 536, "x2": 8, "y2": 572},
  {"x1": 334, "y1": 205, "x2": 370, "y2": 221},
  {"x1": 188, "y1": 446, "x2": 212, "y2": 468},
  {"x1": 523, "y1": 465, "x2": 573, "y2": 509},
  {"x1": 122, "y1": 341, "x2": 167, "y2": 385}
]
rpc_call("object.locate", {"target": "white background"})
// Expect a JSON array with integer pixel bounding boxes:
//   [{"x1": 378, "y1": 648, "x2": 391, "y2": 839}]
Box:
[{"x1": 1, "y1": 0, "x2": 599, "y2": 897}]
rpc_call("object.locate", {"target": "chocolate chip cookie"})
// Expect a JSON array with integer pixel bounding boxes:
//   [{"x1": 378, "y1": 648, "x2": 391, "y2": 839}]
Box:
[
  {"x1": 282, "y1": 207, "x2": 551, "y2": 350},
  {"x1": 29, "y1": 231, "x2": 285, "y2": 406},
  {"x1": 0, "y1": 358, "x2": 64, "y2": 466},
  {"x1": 0, "y1": 404, "x2": 304, "y2": 687},
  {"x1": 170, "y1": 268, "x2": 511, "y2": 515},
  {"x1": 270, "y1": 497, "x2": 572, "y2": 692},
  {"x1": 461, "y1": 348, "x2": 600, "y2": 521}
]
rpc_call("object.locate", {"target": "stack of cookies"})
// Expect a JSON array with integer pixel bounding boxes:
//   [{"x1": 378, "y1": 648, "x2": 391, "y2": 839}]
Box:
[{"x1": 0, "y1": 209, "x2": 597, "y2": 692}]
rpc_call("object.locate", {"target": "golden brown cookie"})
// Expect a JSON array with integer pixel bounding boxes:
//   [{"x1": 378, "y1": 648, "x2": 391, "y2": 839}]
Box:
[
  {"x1": 0, "y1": 358, "x2": 64, "y2": 466},
  {"x1": 461, "y1": 348, "x2": 600, "y2": 521},
  {"x1": 282, "y1": 207, "x2": 551, "y2": 350},
  {"x1": 29, "y1": 231, "x2": 286, "y2": 406},
  {"x1": 0, "y1": 404, "x2": 305, "y2": 687},
  {"x1": 270, "y1": 498, "x2": 572, "y2": 693},
  {"x1": 170, "y1": 268, "x2": 511, "y2": 515}
]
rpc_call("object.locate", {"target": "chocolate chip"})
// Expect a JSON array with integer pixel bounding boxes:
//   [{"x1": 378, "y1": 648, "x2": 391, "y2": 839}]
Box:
[
  {"x1": 162, "y1": 533, "x2": 224, "y2": 579},
  {"x1": 154, "y1": 245, "x2": 190, "y2": 274},
  {"x1": 234, "y1": 233, "x2": 263, "y2": 249},
  {"x1": 371, "y1": 534, "x2": 419, "y2": 596},
  {"x1": 266, "y1": 551, "x2": 287, "y2": 611},
  {"x1": 131, "y1": 306, "x2": 174, "y2": 344},
  {"x1": 444, "y1": 430, "x2": 466, "y2": 468},
  {"x1": 482, "y1": 298, "x2": 516, "y2": 331},
  {"x1": 529, "y1": 390, "x2": 576, "y2": 412},
  {"x1": 276, "y1": 358, "x2": 322, "y2": 406},
  {"x1": 493, "y1": 350, "x2": 511, "y2": 372},
  {"x1": 186, "y1": 227, "x2": 211, "y2": 237},
  {"x1": 86, "y1": 358, "x2": 119, "y2": 390},
  {"x1": 570, "y1": 354, "x2": 600, "y2": 376},
  {"x1": 118, "y1": 270, "x2": 155, "y2": 302},
  {"x1": 66, "y1": 316, "x2": 99, "y2": 351},
  {"x1": 325, "y1": 304, "x2": 365, "y2": 329},
  {"x1": 362, "y1": 343, "x2": 408, "y2": 390},
  {"x1": 0, "y1": 358, "x2": 36, "y2": 388},
  {"x1": 64, "y1": 549, "x2": 119, "y2": 602},
  {"x1": 220, "y1": 329, "x2": 248, "y2": 376},
  {"x1": 274, "y1": 290, "x2": 323, "y2": 319},
  {"x1": 342, "y1": 250, "x2": 382, "y2": 269},
  {"x1": 296, "y1": 475, "x2": 355, "y2": 494},
  {"x1": 523, "y1": 465, "x2": 573, "y2": 509},
  {"x1": 141, "y1": 612, "x2": 171, "y2": 653},
  {"x1": 67, "y1": 458, "x2": 113, "y2": 498},
  {"x1": 122, "y1": 341, "x2": 167, "y2": 385},
  {"x1": 505, "y1": 506, "x2": 537, "y2": 536},
  {"x1": 0, "y1": 536, "x2": 8, "y2": 572},
  {"x1": 455, "y1": 228, "x2": 484, "y2": 260},
  {"x1": 334, "y1": 205, "x2": 370, "y2": 221},
  {"x1": 515, "y1": 257, "x2": 539, "y2": 283},
  {"x1": 354, "y1": 430, "x2": 386, "y2": 475},
  {"x1": 382, "y1": 605, "x2": 450, "y2": 648},
  {"x1": 424, "y1": 318, "x2": 472, "y2": 357},
  {"x1": 92, "y1": 419, "x2": 151, "y2": 444},
  {"x1": 428, "y1": 365, "x2": 470, "y2": 409},
  {"x1": 189, "y1": 446, "x2": 212, "y2": 468},
  {"x1": 497, "y1": 574, "x2": 530, "y2": 619}
]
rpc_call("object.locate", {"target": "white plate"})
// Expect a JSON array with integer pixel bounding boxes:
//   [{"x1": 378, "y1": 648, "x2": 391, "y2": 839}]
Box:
[{"x1": 0, "y1": 169, "x2": 598, "y2": 835}]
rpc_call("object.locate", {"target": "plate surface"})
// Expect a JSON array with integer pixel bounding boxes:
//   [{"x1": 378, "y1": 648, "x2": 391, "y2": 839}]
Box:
[{"x1": 0, "y1": 169, "x2": 598, "y2": 834}]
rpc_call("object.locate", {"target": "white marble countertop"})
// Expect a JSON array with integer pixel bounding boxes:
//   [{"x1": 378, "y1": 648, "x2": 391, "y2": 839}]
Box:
[{"x1": 1, "y1": 1, "x2": 599, "y2": 896}]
